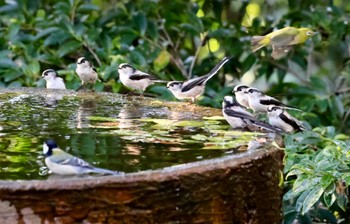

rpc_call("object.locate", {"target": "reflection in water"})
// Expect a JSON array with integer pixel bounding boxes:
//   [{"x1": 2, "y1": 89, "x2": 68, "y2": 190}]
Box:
[
  {"x1": 118, "y1": 103, "x2": 143, "y2": 129},
  {"x1": 44, "y1": 92, "x2": 64, "y2": 107},
  {"x1": 77, "y1": 99, "x2": 96, "y2": 129}
]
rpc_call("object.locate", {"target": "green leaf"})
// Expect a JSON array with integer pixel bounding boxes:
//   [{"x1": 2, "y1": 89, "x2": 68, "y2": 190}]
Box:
[
  {"x1": 129, "y1": 50, "x2": 147, "y2": 66},
  {"x1": 153, "y1": 50, "x2": 170, "y2": 72},
  {"x1": 301, "y1": 185, "x2": 324, "y2": 215},
  {"x1": 0, "y1": 58, "x2": 17, "y2": 69},
  {"x1": 133, "y1": 12, "x2": 147, "y2": 36},
  {"x1": 323, "y1": 193, "x2": 336, "y2": 208},
  {"x1": 57, "y1": 40, "x2": 82, "y2": 57}
]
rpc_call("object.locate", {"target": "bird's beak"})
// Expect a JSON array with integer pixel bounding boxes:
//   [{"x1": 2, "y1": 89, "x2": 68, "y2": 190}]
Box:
[
  {"x1": 312, "y1": 31, "x2": 319, "y2": 36},
  {"x1": 166, "y1": 86, "x2": 169, "y2": 89}
]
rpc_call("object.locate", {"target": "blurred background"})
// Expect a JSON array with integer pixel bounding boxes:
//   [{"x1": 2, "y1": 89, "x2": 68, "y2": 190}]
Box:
[{"x1": 0, "y1": 0, "x2": 349, "y2": 133}]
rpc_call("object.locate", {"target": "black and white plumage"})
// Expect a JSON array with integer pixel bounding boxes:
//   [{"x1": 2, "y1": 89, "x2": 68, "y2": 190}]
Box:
[
  {"x1": 118, "y1": 63, "x2": 166, "y2": 93},
  {"x1": 76, "y1": 57, "x2": 101, "y2": 89},
  {"x1": 41, "y1": 69, "x2": 66, "y2": 89},
  {"x1": 43, "y1": 140, "x2": 122, "y2": 176},
  {"x1": 267, "y1": 106, "x2": 305, "y2": 133},
  {"x1": 222, "y1": 96, "x2": 281, "y2": 133},
  {"x1": 245, "y1": 87, "x2": 300, "y2": 112},
  {"x1": 166, "y1": 56, "x2": 232, "y2": 102},
  {"x1": 233, "y1": 84, "x2": 250, "y2": 108}
]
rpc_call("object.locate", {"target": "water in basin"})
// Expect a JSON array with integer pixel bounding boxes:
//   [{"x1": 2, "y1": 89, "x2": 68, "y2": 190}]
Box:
[{"x1": 0, "y1": 88, "x2": 269, "y2": 180}]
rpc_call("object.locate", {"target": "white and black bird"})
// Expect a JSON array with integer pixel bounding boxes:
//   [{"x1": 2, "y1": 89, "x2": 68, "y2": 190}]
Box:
[
  {"x1": 245, "y1": 87, "x2": 300, "y2": 112},
  {"x1": 41, "y1": 69, "x2": 66, "y2": 89},
  {"x1": 118, "y1": 63, "x2": 166, "y2": 94},
  {"x1": 75, "y1": 57, "x2": 101, "y2": 90},
  {"x1": 43, "y1": 139, "x2": 122, "y2": 176},
  {"x1": 267, "y1": 106, "x2": 305, "y2": 133},
  {"x1": 166, "y1": 56, "x2": 232, "y2": 103},
  {"x1": 222, "y1": 96, "x2": 281, "y2": 133},
  {"x1": 233, "y1": 84, "x2": 250, "y2": 108}
]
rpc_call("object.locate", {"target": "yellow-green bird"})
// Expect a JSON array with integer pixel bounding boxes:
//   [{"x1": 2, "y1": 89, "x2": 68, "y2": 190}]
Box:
[{"x1": 251, "y1": 27, "x2": 317, "y2": 59}]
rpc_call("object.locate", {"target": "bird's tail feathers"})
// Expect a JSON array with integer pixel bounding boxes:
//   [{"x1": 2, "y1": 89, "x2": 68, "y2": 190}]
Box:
[
  {"x1": 153, "y1": 80, "x2": 169, "y2": 83},
  {"x1": 251, "y1": 36, "x2": 268, "y2": 52},
  {"x1": 92, "y1": 167, "x2": 124, "y2": 175},
  {"x1": 205, "y1": 56, "x2": 232, "y2": 82},
  {"x1": 252, "y1": 120, "x2": 285, "y2": 134},
  {"x1": 284, "y1": 106, "x2": 303, "y2": 112}
]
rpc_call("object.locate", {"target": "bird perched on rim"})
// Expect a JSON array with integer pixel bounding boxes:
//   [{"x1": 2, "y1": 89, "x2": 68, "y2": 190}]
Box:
[
  {"x1": 267, "y1": 106, "x2": 305, "y2": 133},
  {"x1": 233, "y1": 84, "x2": 250, "y2": 108},
  {"x1": 75, "y1": 57, "x2": 102, "y2": 90},
  {"x1": 222, "y1": 96, "x2": 282, "y2": 133},
  {"x1": 118, "y1": 63, "x2": 167, "y2": 94},
  {"x1": 41, "y1": 69, "x2": 66, "y2": 89},
  {"x1": 251, "y1": 27, "x2": 317, "y2": 59},
  {"x1": 166, "y1": 56, "x2": 232, "y2": 103},
  {"x1": 245, "y1": 87, "x2": 301, "y2": 113},
  {"x1": 43, "y1": 139, "x2": 122, "y2": 176}
]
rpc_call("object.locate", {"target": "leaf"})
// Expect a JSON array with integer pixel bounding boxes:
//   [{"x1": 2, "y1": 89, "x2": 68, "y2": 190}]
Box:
[
  {"x1": 57, "y1": 40, "x2": 82, "y2": 57},
  {"x1": 129, "y1": 50, "x2": 147, "y2": 66},
  {"x1": 323, "y1": 193, "x2": 336, "y2": 208},
  {"x1": 153, "y1": 50, "x2": 170, "y2": 72},
  {"x1": 301, "y1": 185, "x2": 324, "y2": 215},
  {"x1": 0, "y1": 58, "x2": 17, "y2": 69},
  {"x1": 133, "y1": 12, "x2": 147, "y2": 36}
]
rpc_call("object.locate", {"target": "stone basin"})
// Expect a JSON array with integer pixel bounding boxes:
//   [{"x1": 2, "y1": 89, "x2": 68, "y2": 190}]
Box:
[{"x1": 0, "y1": 88, "x2": 284, "y2": 223}]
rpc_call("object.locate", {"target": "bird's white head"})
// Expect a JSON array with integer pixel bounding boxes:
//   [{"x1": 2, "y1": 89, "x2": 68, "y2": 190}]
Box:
[
  {"x1": 41, "y1": 69, "x2": 58, "y2": 81},
  {"x1": 245, "y1": 87, "x2": 262, "y2": 97},
  {"x1": 222, "y1": 95, "x2": 241, "y2": 108},
  {"x1": 76, "y1": 57, "x2": 91, "y2": 68},
  {"x1": 267, "y1": 106, "x2": 283, "y2": 116},
  {"x1": 233, "y1": 84, "x2": 249, "y2": 94},
  {"x1": 118, "y1": 63, "x2": 135, "y2": 76},
  {"x1": 166, "y1": 81, "x2": 183, "y2": 91}
]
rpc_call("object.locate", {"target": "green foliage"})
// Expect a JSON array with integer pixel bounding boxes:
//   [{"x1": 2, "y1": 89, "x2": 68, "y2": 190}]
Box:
[{"x1": 283, "y1": 127, "x2": 350, "y2": 223}]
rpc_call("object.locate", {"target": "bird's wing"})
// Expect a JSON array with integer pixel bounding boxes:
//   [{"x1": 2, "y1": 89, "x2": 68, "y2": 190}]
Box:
[
  {"x1": 59, "y1": 156, "x2": 92, "y2": 168},
  {"x1": 279, "y1": 112, "x2": 303, "y2": 132},
  {"x1": 260, "y1": 96, "x2": 286, "y2": 107},
  {"x1": 271, "y1": 45, "x2": 293, "y2": 60},
  {"x1": 270, "y1": 27, "x2": 298, "y2": 47},
  {"x1": 181, "y1": 75, "x2": 209, "y2": 92},
  {"x1": 129, "y1": 71, "x2": 157, "y2": 81},
  {"x1": 182, "y1": 56, "x2": 231, "y2": 92},
  {"x1": 224, "y1": 108, "x2": 257, "y2": 120},
  {"x1": 224, "y1": 108, "x2": 282, "y2": 133}
]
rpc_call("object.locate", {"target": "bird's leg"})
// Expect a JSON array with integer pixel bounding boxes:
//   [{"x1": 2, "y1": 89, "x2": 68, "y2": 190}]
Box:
[{"x1": 126, "y1": 90, "x2": 135, "y2": 96}]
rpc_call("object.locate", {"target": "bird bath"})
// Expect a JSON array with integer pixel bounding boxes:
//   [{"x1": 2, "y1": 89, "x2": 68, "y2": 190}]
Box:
[{"x1": 0, "y1": 88, "x2": 283, "y2": 223}]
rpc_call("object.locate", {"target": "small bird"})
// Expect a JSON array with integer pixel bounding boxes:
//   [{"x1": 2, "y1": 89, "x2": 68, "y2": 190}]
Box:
[
  {"x1": 233, "y1": 84, "x2": 250, "y2": 108},
  {"x1": 118, "y1": 63, "x2": 166, "y2": 94},
  {"x1": 251, "y1": 27, "x2": 317, "y2": 59},
  {"x1": 41, "y1": 69, "x2": 66, "y2": 89},
  {"x1": 166, "y1": 56, "x2": 231, "y2": 103},
  {"x1": 267, "y1": 106, "x2": 305, "y2": 133},
  {"x1": 75, "y1": 57, "x2": 101, "y2": 90},
  {"x1": 43, "y1": 139, "x2": 121, "y2": 176},
  {"x1": 222, "y1": 96, "x2": 281, "y2": 133},
  {"x1": 245, "y1": 87, "x2": 300, "y2": 113}
]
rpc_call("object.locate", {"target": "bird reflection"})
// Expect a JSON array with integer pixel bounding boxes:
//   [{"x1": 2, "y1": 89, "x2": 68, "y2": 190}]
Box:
[
  {"x1": 43, "y1": 90, "x2": 66, "y2": 107},
  {"x1": 77, "y1": 99, "x2": 96, "y2": 129},
  {"x1": 117, "y1": 103, "x2": 143, "y2": 129}
]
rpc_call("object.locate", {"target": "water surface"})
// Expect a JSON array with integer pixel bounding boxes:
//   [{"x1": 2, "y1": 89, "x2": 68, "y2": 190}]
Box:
[{"x1": 0, "y1": 88, "x2": 266, "y2": 180}]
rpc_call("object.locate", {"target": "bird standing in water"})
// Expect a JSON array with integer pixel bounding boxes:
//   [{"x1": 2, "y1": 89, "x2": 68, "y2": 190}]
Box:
[{"x1": 43, "y1": 139, "x2": 122, "y2": 176}]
